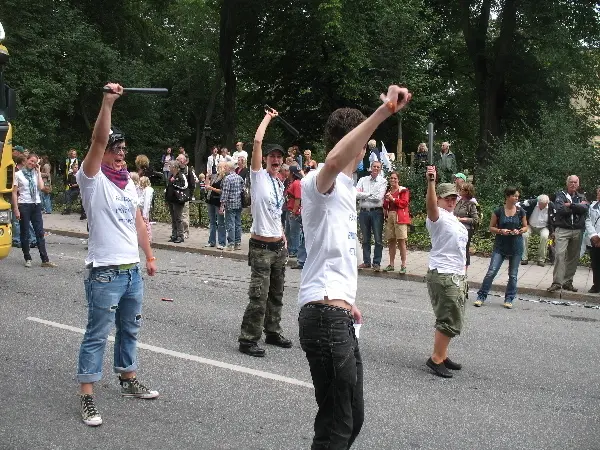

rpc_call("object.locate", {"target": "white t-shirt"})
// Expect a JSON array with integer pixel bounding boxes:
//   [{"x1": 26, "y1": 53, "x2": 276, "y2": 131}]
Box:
[
  {"x1": 250, "y1": 168, "x2": 284, "y2": 238},
  {"x1": 426, "y1": 207, "x2": 468, "y2": 275},
  {"x1": 77, "y1": 162, "x2": 141, "y2": 267},
  {"x1": 298, "y1": 169, "x2": 358, "y2": 307},
  {"x1": 14, "y1": 170, "x2": 41, "y2": 204}
]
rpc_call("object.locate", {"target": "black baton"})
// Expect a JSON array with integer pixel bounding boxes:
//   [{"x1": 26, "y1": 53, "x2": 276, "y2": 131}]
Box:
[{"x1": 102, "y1": 87, "x2": 169, "y2": 95}]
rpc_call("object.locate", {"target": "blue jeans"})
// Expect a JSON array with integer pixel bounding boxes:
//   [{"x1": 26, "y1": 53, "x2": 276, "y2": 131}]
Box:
[
  {"x1": 359, "y1": 209, "x2": 384, "y2": 266},
  {"x1": 12, "y1": 215, "x2": 36, "y2": 246},
  {"x1": 477, "y1": 250, "x2": 521, "y2": 302},
  {"x1": 18, "y1": 203, "x2": 48, "y2": 262},
  {"x1": 77, "y1": 265, "x2": 143, "y2": 383},
  {"x1": 41, "y1": 192, "x2": 52, "y2": 213},
  {"x1": 297, "y1": 226, "x2": 307, "y2": 266},
  {"x1": 207, "y1": 203, "x2": 226, "y2": 247},
  {"x1": 299, "y1": 305, "x2": 364, "y2": 449},
  {"x1": 225, "y1": 207, "x2": 242, "y2": 245},
  {"x1": 287, "y1": 214, "x2": 302, "y2": 256}
]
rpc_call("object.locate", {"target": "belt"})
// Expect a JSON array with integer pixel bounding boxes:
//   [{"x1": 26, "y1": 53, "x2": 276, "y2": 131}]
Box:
[
  {"x1": 249, "y1": 238, "x2": 285, "y2": 251},
  {"x1": 86, "y1": 263, "x2": 138, "y2": 270},
  {"x1": 361, "y1": 206, "x2": 383, "y2": 211},
  {"x1": 303, "y1": 303, "x2": 352, "y2": 316}
]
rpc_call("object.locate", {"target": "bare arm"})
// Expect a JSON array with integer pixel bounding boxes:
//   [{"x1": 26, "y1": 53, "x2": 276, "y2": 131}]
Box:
[
  {"x1": 252, "y1": 109, "x2": 278, "y2": 171},
  {"x1": 426, "y1": 166, "x2": 439, "y2": 222},
  {"x1": 82, "y1": 83, "x2": 123, "y2": 178},
  {"x1": 135, "y1": 209, "x2": 156, "y2": 276},
  {"x1": 12, "y1": 186, "x2": 19, "y2": 219},
  {"x1": 316, "y1": 86, "x2": 411, "y2": 194}
]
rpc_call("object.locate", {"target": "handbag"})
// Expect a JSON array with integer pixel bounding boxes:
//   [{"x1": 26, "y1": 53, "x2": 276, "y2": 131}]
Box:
[{"x1": 174, "y1": 187, "x2": 191, "y2": 204}]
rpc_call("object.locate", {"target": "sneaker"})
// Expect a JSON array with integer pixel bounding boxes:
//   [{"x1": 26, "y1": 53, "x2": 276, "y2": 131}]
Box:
[
  {"x1": 562, "y1": 282, "x2": 578, "y2": 292},
  {"x1": 291, "y1": 263, "x2": 304, "y2": 269},
  {"x1": 358, "y1": 263, "x2": 371, "y2": 269},
  {"x1": 426, "y1": 357, "x2": 453, "y2": 378},
  {"x1": 80, "y1": 394, "x2": 102, "y2": 426},
  {"x1": 473, "y1": 299, "x2": 483, "y2": 307},
  {"x1": 264, "y1": 333, "x2": 293, "y2": 348},
  {"x1": 41, "y1": 261, "x2": 57, "y2": 268},
  {"x1": 119, "y1": 377, "x2": 159, "y2": 399},
  {"x1": 399, "y1": 266, "x2": 407, "y2": 274},
  {"x1": 217, "y1": 245, "x2": 224, "y2": 250},
  {"x1": 372, "y1": 264, "x2": 381, "y2": 271},
  {"x1": 588, "y1": 286, "x2": 600, "y2": 294},
  {"x1": 503, "y1": 301, "x2": 513, "y2": 309},
  {"x1": 383, "y1": 265, "x2": 394, "y2": 272},
  {"x1": 536, "y1": 261, "x2": 545, "y2": 267},
  {"x1": 520, "y1": 260, "x2": 529, "y2": 265},
  {"x1": 173, "y1": 237, "x2": 184, "y2": 244},
  {"x1": 234, "y1": 243, "x2": 242, "y2": 250},
  {"x1": 203, "y1": 243, "x2": 216, "y2": 248},
  {"x1": 547, "y1": 283, "x2": 562, "y2": 292},
  {"x1": 443, "y1": 357, "x2": 462, "y2": 371},
  {"x1": 24, "y1": 260, "x2": 32, "y2": 268},
  {"x1": 239, "y1": 342, "x2": 266, "y2": 357},
  {"x1": 226, "y1": 245, "x2": 234, "y2": 251}
]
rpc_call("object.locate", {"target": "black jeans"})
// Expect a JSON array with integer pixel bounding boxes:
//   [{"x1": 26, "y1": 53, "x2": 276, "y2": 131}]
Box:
[
  {"x1": 168, "y1": 202, "x2": 184, "y2": 239},
  {"x1": 589, "y1": 246, "x2": 600, "y2": 288},
  {"x1": 299, "y1": 305, "x2": 364, "y2": 450},
  {"x1": 18, "y1": 203, "x2": 49, "y2": 263}
]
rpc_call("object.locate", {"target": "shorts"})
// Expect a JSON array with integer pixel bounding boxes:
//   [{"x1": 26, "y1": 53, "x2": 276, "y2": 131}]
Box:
[
  {"x1": 384, "y1": 211, "x2": 408, "y2": 240},
  {"x1": 426, "y1": 269, "x2": 467, "y2": 338}
]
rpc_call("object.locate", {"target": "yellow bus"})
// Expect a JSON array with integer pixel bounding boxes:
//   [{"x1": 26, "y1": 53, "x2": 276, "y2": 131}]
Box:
[{"x1": 0, "y1": 20, "x2": 15, "y2": 259}]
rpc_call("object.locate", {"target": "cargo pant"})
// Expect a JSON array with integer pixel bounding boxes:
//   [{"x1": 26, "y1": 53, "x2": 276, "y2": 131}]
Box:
[{"x1": 238, "y1": 244, "x2": 287, "y2": 343}]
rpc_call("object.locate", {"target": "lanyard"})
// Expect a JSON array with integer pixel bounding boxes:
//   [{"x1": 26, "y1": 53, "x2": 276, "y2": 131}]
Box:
[{"x1": 270, "y1": 176, "x2": 282, "y2": 209}]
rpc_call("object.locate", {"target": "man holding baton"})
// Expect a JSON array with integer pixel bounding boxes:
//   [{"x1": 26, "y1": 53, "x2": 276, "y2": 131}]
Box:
[
  {"x1": 298, "y1": 85, "x2": 411, "y2": 448},
  {"x1": 76, "y1": 83, "x2": 158, "y2": 427}
]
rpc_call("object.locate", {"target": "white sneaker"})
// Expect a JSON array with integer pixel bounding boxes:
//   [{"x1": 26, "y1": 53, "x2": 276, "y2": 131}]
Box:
[
  {"x1": 24, "y1": 260, "x2": 32, "y2": 268},
  {"x1": 80, "y1": 394, "x2": 102, "y2": 426}
]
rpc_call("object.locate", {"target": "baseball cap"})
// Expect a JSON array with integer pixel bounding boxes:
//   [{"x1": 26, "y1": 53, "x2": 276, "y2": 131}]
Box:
[
  {"x1": 13, "y1": 145, "x2": 24, "y2": 152},
  {"x1": 107, "y1": 126, "x2": 125, "y2": 148},
  {"x1": 289, "y1": 165, "x2": 303, "y2": 179},
  {"x1": 264, "y1": 144, "x2": 285, "y2": 156},
  {"x1": 454, "y1": 172, "x2": 467, "y2": 181},
  {"x1": 436, "y1": 183, "x2": 459, "y2": 198}
]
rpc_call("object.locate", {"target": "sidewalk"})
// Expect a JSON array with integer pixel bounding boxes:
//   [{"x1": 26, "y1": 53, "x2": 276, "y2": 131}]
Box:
[{"x1": 42, "y1": 212, "x2": 600, "y2": 304}]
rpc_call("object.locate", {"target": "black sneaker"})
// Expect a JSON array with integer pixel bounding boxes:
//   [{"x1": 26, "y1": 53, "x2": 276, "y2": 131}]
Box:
[
  {"x1": 119, "y1": 376, "x2": 159, "y2": 399},
  {"x1": 443, "y1": 357, "x2": 462, "y2": 371},
  {"x1": 547, "y1": 283, "x2": 562, "y2": 293},
  {"x1": 426, "y1": 357, "x2": 453, "y2": 378},
  {"x1": 562, "y1": 282, "x2": 578, "y2": 292},
  {"x1": 520, "y1": 260, "x2": 529, "y2": 265},
  {"x1": 239, "y1": 342, "x2": 266, "y2": 357},
  {"x1": 588, "y1": 286, "x2": 599, "y2": 294},
  {"x1": 173, "y1": 237, "x2": 184, "y2": 244},
  {"x1": 80, "y1": 394, "x2": 102, "y2": 426},
  {"x1": 264, "y1": 333, "x2": 293, "y2": 348}
]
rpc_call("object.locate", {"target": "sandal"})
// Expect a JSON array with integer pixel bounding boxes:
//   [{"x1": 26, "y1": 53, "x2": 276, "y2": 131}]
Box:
[{"x1": 383, "y1": 265, "x2": 394, "y2": 272}]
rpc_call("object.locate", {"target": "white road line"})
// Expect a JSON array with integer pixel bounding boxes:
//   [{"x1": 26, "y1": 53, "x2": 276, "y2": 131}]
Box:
[{"x1": 26, "y1": 317, "x2": 313, "y2": 389}]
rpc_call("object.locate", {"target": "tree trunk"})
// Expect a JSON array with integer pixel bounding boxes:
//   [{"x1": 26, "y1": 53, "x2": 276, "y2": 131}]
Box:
[
  {"x1": 220, "y1": 0, "x2": 237, "y2": 151},
  {"x1": 194, "y1": 71, "x2": 223, "y2": 174}
]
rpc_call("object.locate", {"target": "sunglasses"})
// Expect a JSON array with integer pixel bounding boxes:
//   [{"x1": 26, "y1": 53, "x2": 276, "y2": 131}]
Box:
[{"x1": 108, "y1": 145, "x2": 127, "y2": 154}]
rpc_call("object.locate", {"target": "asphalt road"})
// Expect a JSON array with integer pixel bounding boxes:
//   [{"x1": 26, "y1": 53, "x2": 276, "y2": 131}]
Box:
[{"x1": 1, "y1": 235, "x2": 599, "y2": 450}]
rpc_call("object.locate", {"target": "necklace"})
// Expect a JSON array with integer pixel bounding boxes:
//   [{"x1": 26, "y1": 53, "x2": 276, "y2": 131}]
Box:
[{"x1": 270, "y1": 175, "x2": 282, "y2": 209}]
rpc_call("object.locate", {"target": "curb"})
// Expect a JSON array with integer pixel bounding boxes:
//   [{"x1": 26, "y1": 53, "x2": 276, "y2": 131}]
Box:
[{"x1": 46, "y1": 228, "x2": 600, "y2": 306}]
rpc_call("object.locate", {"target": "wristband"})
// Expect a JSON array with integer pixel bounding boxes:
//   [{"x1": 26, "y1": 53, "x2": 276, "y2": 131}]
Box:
[{"x1": 146, "y1": 257, "x2": 157, "y2": 262}]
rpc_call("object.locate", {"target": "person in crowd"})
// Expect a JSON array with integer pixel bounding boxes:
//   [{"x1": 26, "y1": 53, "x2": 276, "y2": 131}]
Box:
[
  {"x1": 176, "y1": 153, "x2": 197, "y2": 240},
  {"x1": 584, "y1": 186, "x2": 600, "y2": 293},
  {"x1": 135, "y1": 154, "x2": 152, "y2": 179},
  {"x1": 299, "y1": 85, "x2": 412, "y2": 447},
  {"x1": 64, "y1": 148, "x2": 79, "y2": 182},
  {"x1": 206, "y1": 146, "x2": 222, "y2": 182},
  {"x1": 454, "y1": 182, "x2": 479, "y2": 268},
  {"x1": 279, "y1": 164, "x2": 291, "y2": 231},
  {"x1": 475, "y1": 186, "x2": 527, "y2": 309},
  {"x1": 238, "y1": 107, "x2": 291, "y2": 357},
  {"x1": 11, "y1": 154, "x2": 37, "y2": 248},
  {"x1": 356, "y1": 160, "x2": 387, "y2": 270},
  {"x1": 368, "y1": 139, "x2": 392, "y2": 172},
  {"x1": 424, "y1": 168, "x2": 468, "y2": 378},
  {"x1": 235, "y1": 156, "x2": 249, "y2": 182},
  {"x1": 161, "y1": 147, "x2": 173, "y2": 183},
  {"x1": 382, "y1": 171, "x2": 410, "y2": 273},
  {"x1": 220, "y1": 161, "x2": 244, "y2": 250},
  {"x1": 434, "y1": 142, "x2": 457, "y2": 183},
  {"x1": 63, "y1": 163, "x2": 83, "y2": 217},
  {"x1": 302, "y1": 149, "x2": 317, "y2": 172},
  {"x1": 288, "y1": 145, "x2": 302, "y2": 168},
  {"x1": 520, "y1": 194, "x2": 554, "y2": 267},
  {"x1": 285, "y1": 165, "x2": 303, "y2": 258},
  {"x1": 547, "y1": 176, "x2": 589, "y2": 292},
  {"x1": 40, "y1": 155, "x2": 52, "y2": 214},
  {"x1": 129, "y1": 171, "x2": 141, "y2": 197},
  {"x1": 178, "y1": 146, "x2": 186, "y2": 156},
  {"x1": 454, "y1": 172, "x2": 466, "y2": 190},
  {"x1": 414, "y1": 142, "x2": 429, "y2": 172},
  {"x1": 165, "y1": 160, "x2": 188, "y2": 244},
  {"x1": 232, "y1": 141, "x2": 248, "y2": 164},
  {"x1": 198, "y1": 173, "x2": 207, "y2": 200},
  {"x1": 220, "y1": 147, "x2": 233, "y2": 163},
  {"x1": 204, "y1": 162, "x2": 227, "y2": 250},
  {"x1": 139, "y1": 176, "x2": 154, "y2": 243},
  {"x1": 12, "y1": 153, "x2": 56, "y2": 268}
]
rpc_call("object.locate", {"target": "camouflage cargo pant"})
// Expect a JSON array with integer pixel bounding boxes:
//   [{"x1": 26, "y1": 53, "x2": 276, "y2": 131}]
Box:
[{"x1": 239, "y1": 244, "x2": 287, "y2": 343}]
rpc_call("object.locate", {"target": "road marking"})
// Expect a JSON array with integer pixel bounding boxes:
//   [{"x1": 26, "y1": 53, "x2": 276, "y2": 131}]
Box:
[{"x1": 26, "y1": 317, "x2": 313, "y2": 389}]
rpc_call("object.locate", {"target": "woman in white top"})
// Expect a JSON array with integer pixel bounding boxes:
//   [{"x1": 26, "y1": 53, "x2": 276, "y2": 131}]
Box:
[
  {"x1": 584, "y1": 187, "x2": 600, "y2": 293},
  {"x1": 139, "y1": 176, "x2": 154, "y2": 243},
  {"x1": 12, "y1": 153, "x2": 57, "y2": 268},
  {"x1": 424, "y1": 166, "x2": 468, "y2": 378},
  {"x1": 238, "y1": 107, "x2": 292, "y2": 357}
]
